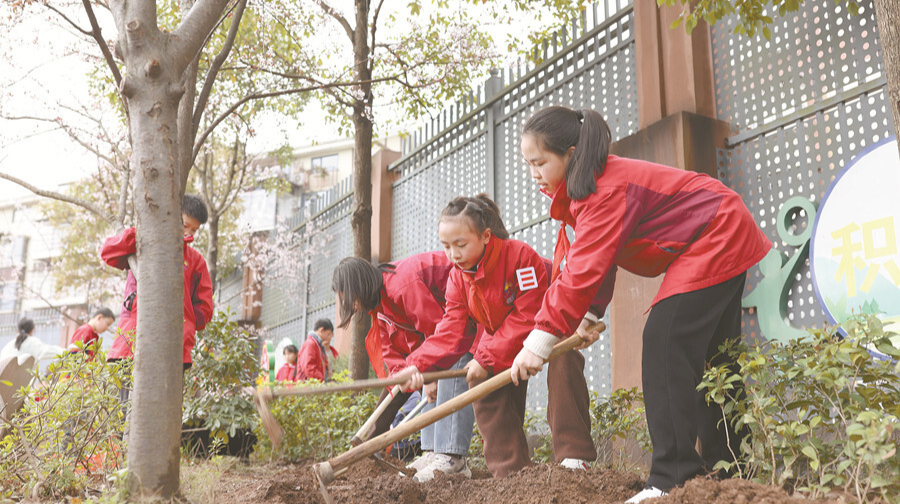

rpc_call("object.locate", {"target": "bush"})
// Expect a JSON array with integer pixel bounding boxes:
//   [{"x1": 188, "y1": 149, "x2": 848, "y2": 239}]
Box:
[
  {"x1": 591, "y1": 387, "x2": 652, "y2": 471},
  {"x1": 700, "y1": 314, "x2": 900, "y2": 503},
  {"x1": 0, "y1": 344, "x2": 129, "y2": 501},
  {"x1": 183, "y1": 309, "x2": 262, "y2": 449},
  {"x1": 252, "y1": 371, "x2": 378, "y2": 461}
]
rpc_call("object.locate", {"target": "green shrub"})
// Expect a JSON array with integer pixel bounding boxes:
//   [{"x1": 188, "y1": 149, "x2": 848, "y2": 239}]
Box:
[
  {"x1": 252, "y1": 371, "x2": 378, "y2": 461},
  {"x1": 0, "y1": 344, "x2": 129, "y2": 501},
  {"x1": 590, "y1": 387, "x2": 652, "y2": 471},
  {"x1": 183, "y1": 309, "x2": 261, "y2": 446},
  {"x1": 700, "y1": 314, "x2": 900, "y2": 503}
]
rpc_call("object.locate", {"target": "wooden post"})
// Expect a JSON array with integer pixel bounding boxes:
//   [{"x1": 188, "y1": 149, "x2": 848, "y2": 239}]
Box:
[{"x1": 610, "y1": 1, "x2": 726, "y2": 392}]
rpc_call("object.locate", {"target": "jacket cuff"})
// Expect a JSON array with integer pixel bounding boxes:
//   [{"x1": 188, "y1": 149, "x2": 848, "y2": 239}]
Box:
[
  {"x1": 583, "y1": 312, "x2": 599, "y2": 323},
  {"x1": 523, "y1": 329, "x2": 557, "y2": 360}
]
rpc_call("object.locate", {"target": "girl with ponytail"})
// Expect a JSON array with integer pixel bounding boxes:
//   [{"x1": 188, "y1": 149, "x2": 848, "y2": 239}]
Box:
[
  {"x1": 1, "y1": 317, "x2": 65, "y2": 362},
  {"x1": 511, "y1": 106, "x2": 772, "y2": 503}
]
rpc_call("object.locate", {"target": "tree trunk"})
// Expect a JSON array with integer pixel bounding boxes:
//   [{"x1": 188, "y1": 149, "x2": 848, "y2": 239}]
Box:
[
  {"x1": 118, "y1": 26, "x2": 187, "y2": 497},
  {"x1": 207, "y1": 213, "x2": 220, "y2": 289},
  {"x1": 873, "y1": 0, "x2": 900, "y2": 155},
  {"x1": 349, "y1": 0, "x2": 374, "y2": 380}
]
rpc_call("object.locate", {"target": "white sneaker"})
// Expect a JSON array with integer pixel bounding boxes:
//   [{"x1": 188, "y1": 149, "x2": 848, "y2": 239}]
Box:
[
  {"x1": 405, "y1": 451, "x2": 435, "y2": 471},
  {"x1": 412, "y1": 453, "x2": 472, "y2": 482},
  {"x1": 625, "y1": 487, "x2": 668, "y2": 503},
  {"x1": 560, "y1": 458, "x2": 590, "y2": 470}
]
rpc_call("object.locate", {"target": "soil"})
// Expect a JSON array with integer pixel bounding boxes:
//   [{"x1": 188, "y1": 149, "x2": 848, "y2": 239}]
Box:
[{"x1": 211, "y1": 456, "x2": 864, "y2": 504}]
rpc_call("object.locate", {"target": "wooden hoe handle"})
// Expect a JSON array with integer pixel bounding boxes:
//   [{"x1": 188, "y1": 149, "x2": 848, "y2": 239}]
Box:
[{"x1": 313, "y1": 320, "x2": 606, "y2": 484}]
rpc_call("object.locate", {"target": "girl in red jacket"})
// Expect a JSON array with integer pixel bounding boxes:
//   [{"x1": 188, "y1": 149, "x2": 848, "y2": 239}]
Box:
[
  {"x1": 510, "y1": 106, "x2": 771, "y2": 503},
  {"x1": 398, "y1": 194, "x2": 598, "y2": 479},
  {"x1": 332, "y1": 252, "x2": 479, "y2": 479}
]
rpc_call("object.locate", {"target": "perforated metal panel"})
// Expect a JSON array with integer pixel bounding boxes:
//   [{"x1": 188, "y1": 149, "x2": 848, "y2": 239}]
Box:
[
  {"x1": 216, "y1": 269, "x2": 243, "y2": 320},
  {"x1": 711, "y1": 0, "x2": 894, "y2": 341},
  {"x1": 390, "y1": 2, "x2": 636, "y2": 410},
  {"x1": 260, "y1": 177, "x2": 354, "y2": 344}
]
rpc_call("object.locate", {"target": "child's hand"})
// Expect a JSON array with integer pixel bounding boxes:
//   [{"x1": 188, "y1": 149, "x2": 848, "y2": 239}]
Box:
[
  {"x1": 393, "y1": 365, "x2": 423, "y2": 392},
  {"x1": 465, "y1": 360, "x2": 488, "y2": 384},
  {"x1": 574, "y1": 317, "x2": 602, "y2": 350},
  {"x1": 423, "y1": 381, "x2": 438, "y2": 403},
  {"x1": 510, "y1": 348, "x2": 544, "y2": 385}
]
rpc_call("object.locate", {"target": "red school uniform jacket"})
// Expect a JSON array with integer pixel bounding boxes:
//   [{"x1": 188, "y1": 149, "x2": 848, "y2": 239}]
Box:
[
  {"x1": 416, "y1": 235, "x2": 549, "y2": 374},
  {"x1": 276, "y1": 362, "x2": 299, "y2": 382},
  {"x1": 534, "y1": 155, "x2": 772, "y2": 338},
  {"x1": 100, "y1": 227, "x2": 215, "y2": 364},
  {"x1": 69, "y1": 323, "x2": 100, "y2": 359},
  {"x1": 366, "y1": 251, "x2": 478, "y2": 378},
  {"x1": 298, "y1": 333, "x2": 339, "y2": 381}
]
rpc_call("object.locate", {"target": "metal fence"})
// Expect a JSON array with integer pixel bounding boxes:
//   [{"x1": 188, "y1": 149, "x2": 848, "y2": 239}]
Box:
[
  {"x1": 711, "y1": 0, "x2": 894, "y2": 340},
  {"x1": 390, "y1": 0, "x2": 638, "y2": 410},
  {"x1": 251, "y1": 176, "x2": 354, "y2": 344}
]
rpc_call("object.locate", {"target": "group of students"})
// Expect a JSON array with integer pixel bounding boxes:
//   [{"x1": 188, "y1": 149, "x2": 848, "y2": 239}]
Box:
[
  {"x1": 332, "y1": 105, "x2": 771, "y2": 503},
  {"x1": 275, "y1": 318, "x2": 340, "y2": 383},
  {"x1": 0, "y1": 308, "x2": 118, "y2": 365}
]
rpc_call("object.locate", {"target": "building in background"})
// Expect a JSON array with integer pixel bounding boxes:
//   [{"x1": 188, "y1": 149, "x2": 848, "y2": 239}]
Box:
[{"x1": 0, "y1": 194, "x2": 90, "y2": 365}]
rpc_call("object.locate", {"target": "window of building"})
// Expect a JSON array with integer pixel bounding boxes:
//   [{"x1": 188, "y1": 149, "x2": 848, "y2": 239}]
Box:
[{"x1": 310, "y1": 154, "x2": 339, "y2": 176}]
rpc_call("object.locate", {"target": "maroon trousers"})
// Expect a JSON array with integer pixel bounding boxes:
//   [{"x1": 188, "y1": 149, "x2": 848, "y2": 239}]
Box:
[{"x1": 473, "y1": 350, "x2": 596, "y2": 478}]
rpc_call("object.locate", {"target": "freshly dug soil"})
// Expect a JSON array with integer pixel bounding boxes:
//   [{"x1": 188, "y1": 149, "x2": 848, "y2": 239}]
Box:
[{"x1": 212, "y1": 457, "x2": 861, "y2": 504}]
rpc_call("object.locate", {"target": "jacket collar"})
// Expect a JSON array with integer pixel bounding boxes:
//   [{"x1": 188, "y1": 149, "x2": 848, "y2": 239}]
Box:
[
  {"x1": 458, "y1": 234, "x2": 502, "y2": 284},
  {"x1": 547, "y1": 181, "x2": 575, "y2": 226}
]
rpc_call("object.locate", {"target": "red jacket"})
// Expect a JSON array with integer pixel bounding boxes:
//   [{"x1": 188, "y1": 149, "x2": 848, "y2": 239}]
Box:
[
  {"x1": 534, "y1": 155, "x2": 772, "y2": 338},
  {"x1": 298, "y1": 333, "x2": 339, "y2": 381},
  {"x1": 276, "y1": 362, "x2": 299, "y2": 382},
  {"x1": 69, "y1": 323, "x2": 99, "y2": 359},
  {"x1": 420, "y1": 236, "x2": 549, "y2": 374},
  {"x1": 366, "y1": 251, "x2": 479, "y2": 378},
  {"x1": 100, "y1": 228, "x2": 214, "y2": 364}
]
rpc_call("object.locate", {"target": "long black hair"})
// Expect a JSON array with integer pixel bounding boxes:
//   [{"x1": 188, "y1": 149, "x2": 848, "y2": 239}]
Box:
[
  {"x1": 440, "y1": 193, "x2": 510, "y2": 239},
  {"x1": 522, "y1": 106, "x2": 612, "y2": 201},
  {"x1": 332, "y1": 257, "x2": 396, "y2": 329},
  {"x1": 15, "y1": 318, "x2": 35, "y2": 350}
]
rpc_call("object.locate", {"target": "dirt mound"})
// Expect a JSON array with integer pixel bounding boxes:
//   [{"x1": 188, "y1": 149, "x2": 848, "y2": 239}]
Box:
[
  {"x1": 659, "y1": 477, "x2": 861, "y2": 504},
  {"x1": 213, "y1": 458, "x2": 861, "y2": 504}
]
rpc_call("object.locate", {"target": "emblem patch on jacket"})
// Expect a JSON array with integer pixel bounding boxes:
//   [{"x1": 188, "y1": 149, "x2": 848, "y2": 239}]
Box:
[
  {"x1": 503, "y1": 281, "x2": 516, "y2": 305},
  {"x1": 516, "y1": 267, "x2": 539, "y2": 291}
]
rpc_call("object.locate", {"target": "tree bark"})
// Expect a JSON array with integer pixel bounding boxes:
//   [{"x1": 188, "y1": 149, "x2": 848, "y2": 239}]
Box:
[
  {"x1": 872, "y1": 0, "x2": 900, "y2": 155},
  {"x1": 107, "y1": 0, "x2": 230, "y2": 496},
  {"x1": 349, "y1": 0, "x2": 375, "y2": 380},
  {"x1": 207, "y1": 213, "x2": 220, "y2": 288},
  {"x1": 119, "y1": 35, "x2": 186, "y2": 499}
]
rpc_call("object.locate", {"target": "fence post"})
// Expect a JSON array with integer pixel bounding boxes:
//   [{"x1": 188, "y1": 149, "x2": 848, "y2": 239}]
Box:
[
  {"x1": 484, "y1": 68, "x2": 504, "y2": 201},
  {"x1": 610, "y1": 2, "x2": 726, "y2": 394},
  {"x1": 370, "y1": 148, "x2": 401, "y2": 264}
]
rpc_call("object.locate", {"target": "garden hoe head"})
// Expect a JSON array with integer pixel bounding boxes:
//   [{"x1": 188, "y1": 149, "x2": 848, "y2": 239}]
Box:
[
  {"x1": 253, "y1": 386, "x2": 283, "y2": 450},
  {"x1": 313, "y1": 462, "x2": 338, "y2": 504}
]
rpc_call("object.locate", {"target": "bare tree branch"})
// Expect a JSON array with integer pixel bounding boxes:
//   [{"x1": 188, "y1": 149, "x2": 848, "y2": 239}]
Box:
[
  {"x1": 44, "y1": 3, "x2": 92, "y2": 36},
  {"x1": 81, "y1": 0, "x2": 123, "y2": 86},
  {"x1": 0, "y1": 172, "x2": 117, "y2": 225},
  {"x1": 192, "y1": 77, "x2": 395, "y2": 164},
  {"x1": 312, "y1": 0, "x2": 354, "y2": 40},
  {"x1": 370, "y1": 0, "x2": 386, "y2": 65},
  {"x1": 192, "y1": 0, "x2": 248, "y2": 139}
]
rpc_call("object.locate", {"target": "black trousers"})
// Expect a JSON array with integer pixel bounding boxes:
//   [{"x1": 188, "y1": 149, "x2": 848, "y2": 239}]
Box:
[{"x1": 642, "y1": 273, "x2": 748, "y2": 491}]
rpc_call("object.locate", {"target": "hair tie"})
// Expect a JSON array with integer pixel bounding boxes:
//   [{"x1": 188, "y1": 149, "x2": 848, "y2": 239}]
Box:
[{"x1": 575, "y1": 110, "x2": 584, "y2": 122}]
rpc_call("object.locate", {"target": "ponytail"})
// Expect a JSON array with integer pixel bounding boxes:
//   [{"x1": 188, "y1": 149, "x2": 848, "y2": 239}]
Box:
[
  {"x1": 522, "y1": 106, "x2": 612, "y2": 201},
  {"x1": 332, "y1": 257, "x2": 386, "y2": 329},
  {"x1": 440, "y1": 193, "x2": 510, "y2": 240},
  {"x1": 15, "y1": 317, "x2": 34, "y2": 350}
]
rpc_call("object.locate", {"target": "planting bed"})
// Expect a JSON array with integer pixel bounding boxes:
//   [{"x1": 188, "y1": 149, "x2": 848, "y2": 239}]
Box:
[{"x1": 211, "y1": 457, "x2": 864, "y2": 504}]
